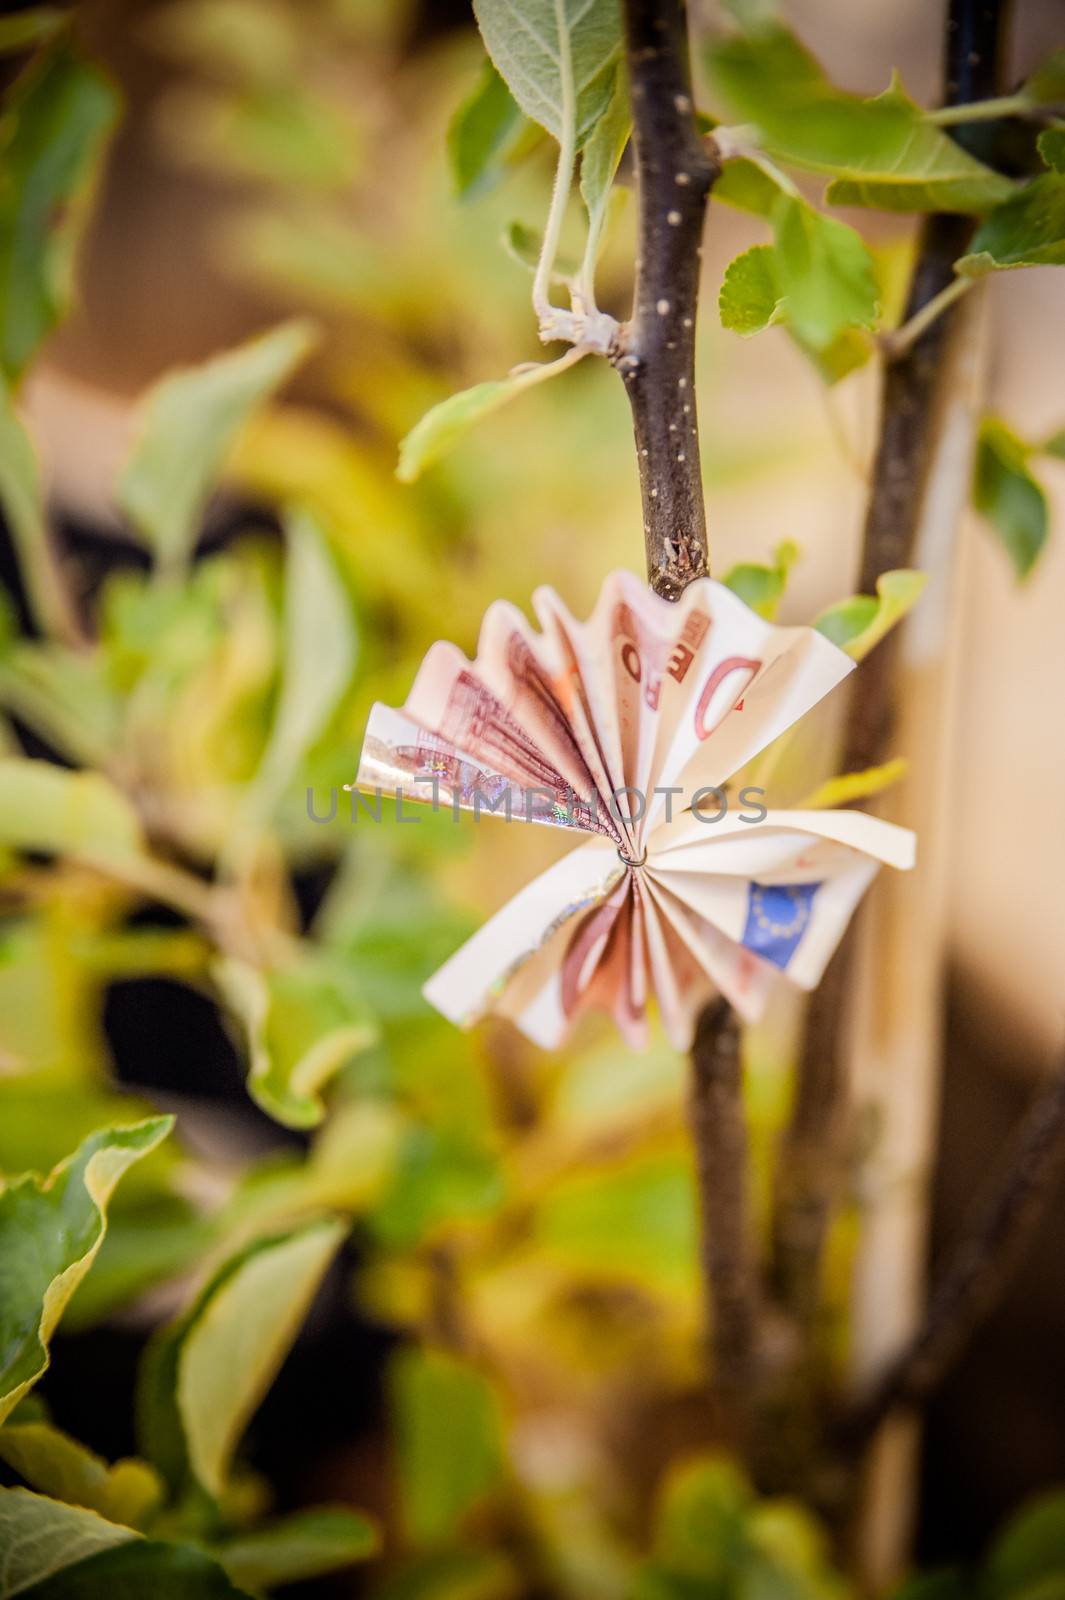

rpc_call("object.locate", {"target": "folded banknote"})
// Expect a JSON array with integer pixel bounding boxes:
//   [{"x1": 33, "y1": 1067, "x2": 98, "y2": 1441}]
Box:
[{"x1": 354, "y1": 570, "x2": 914, "y2": 1048}]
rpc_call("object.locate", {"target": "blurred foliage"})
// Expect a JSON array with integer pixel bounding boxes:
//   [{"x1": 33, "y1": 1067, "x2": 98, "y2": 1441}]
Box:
[{"x1": 0, "y1": 1, "x2": 1061, "y2": 1596}]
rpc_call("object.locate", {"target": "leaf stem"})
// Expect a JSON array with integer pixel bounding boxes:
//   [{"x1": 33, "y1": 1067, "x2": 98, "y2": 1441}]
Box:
[
  {"x1": 880, "y1": 275, "x2": 974, "y2": 360},
  {"x1": 926, "y1": 90, "x2": 1031, "y2": 123},
  {"x1": 509, "y1": 344, "x2": 590, "y2": 386}
]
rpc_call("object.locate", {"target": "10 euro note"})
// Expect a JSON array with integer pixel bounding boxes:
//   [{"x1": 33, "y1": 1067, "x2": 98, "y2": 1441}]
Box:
[{"x1": 352, "y1": 570, "x2": 915, "y2": 1049}]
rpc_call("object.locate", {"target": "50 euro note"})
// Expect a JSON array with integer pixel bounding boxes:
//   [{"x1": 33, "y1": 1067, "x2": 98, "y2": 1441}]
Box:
[{"x1": 353, "y1": 571, "x2": 916, "y2": 1049}]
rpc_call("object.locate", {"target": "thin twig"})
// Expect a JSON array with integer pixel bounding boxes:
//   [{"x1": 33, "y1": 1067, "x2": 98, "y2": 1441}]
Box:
[
  {"x1": 769, "y1": 0, "x2": 1008, "y2": 1345},
  {"x1": 837, "y1": 1058, "x2": 1065, "y2": 1448},
  {"x1": 616, "y1": 0, "x2": 719, "y2": 600}
]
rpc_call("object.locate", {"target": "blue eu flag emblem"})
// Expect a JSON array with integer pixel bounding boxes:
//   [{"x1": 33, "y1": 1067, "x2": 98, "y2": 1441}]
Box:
[{"x1": 741, "y1": 881, "x2": 821, "y2": 971}]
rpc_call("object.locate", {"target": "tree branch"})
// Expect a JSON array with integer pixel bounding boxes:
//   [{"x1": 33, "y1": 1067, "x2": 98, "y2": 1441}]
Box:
[
  {"x1": 616, "y1": 0, "x2": 718, "y2": 601},
  {"x1": 616, "y1": 0, "x2": 756, "y2": 1415},
  {"x1": 837, "y1": 1057, "x2": 1065, "y2": 1448},
  {"x1": 769, "y1": 0, "x2": 1007, "y2": 1342},
  {"x1": 690, "y1": 999, "x2": 759, "y2": 1431}
]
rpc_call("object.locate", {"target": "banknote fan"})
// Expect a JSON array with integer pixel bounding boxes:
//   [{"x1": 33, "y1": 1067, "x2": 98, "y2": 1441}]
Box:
[{"x1": 354, "y1": 570, "x2": 915, "y2": 1048}]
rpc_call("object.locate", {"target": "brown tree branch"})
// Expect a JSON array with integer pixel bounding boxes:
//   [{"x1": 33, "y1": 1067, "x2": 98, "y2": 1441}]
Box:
[
  {"x1": 690, "y1": 999, "x2": 758, "y2": 1429},
  {"x1": 617, "y1": 0, "x2": 756, "y2": 1411},
  {"x1": 837, "y1": 1058, "x2": 1065, "y2": 1448},
  {"x1": 769, "y1": 0, "x2": 1007, "y2": 1343},
  {"x1": 616, "y1": 0, "x2": 719, "y2": 601}
]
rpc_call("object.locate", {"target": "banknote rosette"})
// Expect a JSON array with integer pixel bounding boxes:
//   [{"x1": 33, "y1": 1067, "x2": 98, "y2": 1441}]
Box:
[{"x1": 353, "y1": 569, "x2": 915, "y2": 1049}]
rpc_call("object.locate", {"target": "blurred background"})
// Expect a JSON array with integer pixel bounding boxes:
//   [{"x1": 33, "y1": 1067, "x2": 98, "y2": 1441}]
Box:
[{"x1": 2, "y1": 0, "x2": 1065, "y2": 1593}]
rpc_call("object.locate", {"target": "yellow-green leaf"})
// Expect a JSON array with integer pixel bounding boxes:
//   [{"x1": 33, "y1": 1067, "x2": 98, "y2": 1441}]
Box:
[
  {"x1": 719, "y1": 245, "x2": 782, "y2": 336},
  {"x1": 397, "y1": 359, "x2": 577, "y2": 483},
  {"x1": 251, "y1": 507, "x2": 356, "y2": 813},
  {"x1": 956, "y1": 171, "x2": 1065, "y2": 276},
  {"x1": 216, "y1": 1508, "x2": 378, "y2": 1591},
  {"x1": 814, "y1": 569, "x2": 927, "y2": 660},
  {"x1": 0, "y1": 1488, "x2": 136, "y2": 1599},
  {"x1": 972, "y1": 417, "x2": 1048, "y2": 580},
  {"x1": 117, "y1": 320, "x2": 316, "y2": 572},
  {"x1": 0, "y1": 760, "x2": 143, "y2": 864},
  {"x1": 797, "y1": 757, "x2": 908, "y2": 810},
  {"x1": 215, "y1": 955, "x2": 376, "y2": 1129},
  {"x1": 471, "y1": 0, "x2": 621, "y2": 148},
  {"x1": 0, "y1": 43, "x2": 118, "y2": 380},
  {"x1": 705, "y1": 27, "x2": 1014, "y2": 213},
  {"x1": 390, "y1": 1348, "x2": 504, "y2": 1547},
  {"x1": 723, "y1": 540, "x2": 799, "y2": 620},
  {"x1": 579, "y1": 66, "x2": 630, "y2": 257},
  {"x1": 138, "y1": 1223, "x2": 345, "y2": 1500},
  {"x1": 0, "y1": 1423, "x2": 162, "y2": 1529},
  {"x1": 0, "y1": 10, "x2": 65, "y2": 54},
  {"x1": 447, "y1": 60, "x2": 529, "y2": 199},
  {"x1": 1038, "y1": 128, "x2": 1065, "y2": 176},
  {"x1": 0, "y1": 1119, "x2": 173, "y2": 1425}
]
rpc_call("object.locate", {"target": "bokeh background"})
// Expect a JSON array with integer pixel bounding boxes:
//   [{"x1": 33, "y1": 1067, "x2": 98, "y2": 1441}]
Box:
[{"x1": 3, "y1": 0, "x2": 1065, "y2": 1592}]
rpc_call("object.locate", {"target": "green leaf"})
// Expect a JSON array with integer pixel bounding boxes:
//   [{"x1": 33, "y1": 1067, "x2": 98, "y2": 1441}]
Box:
[
  {"x1": 1041, "y1": 427, "x2": 1065, "y2": 460},
  {"x1": 252, "y1": 507, "x2": 356, "y2": 812},
  {"x1": 501, "y1": 220, "x2": 579, "y2": 280},
  {"x1": 0, "y1": 11, "x2": 65, "y2": 55},
  {"x1": 0, "y1": 1119, "x2": 173, "y2": 1425},
  {"x1": 1024, "y1": 49, "x2": 1065, "y2": 108},
  {"x1": 534, "y1": 1151, "x2": 696, "y2": 1295},
  {"x1": 794, "y1": 326, "x2": 872, "y2": 384},
  {"x1": 889, "y1": 1576, "x2": 968, "y2": 1600},
  {"x1": 138, "y1": 1221, "x2": 345, "y2": 1498},
  {"x1": 1038, "y1": 128, "x2": 1065, "y2": 176},
  {"x1": 0, "y1": 1488, "x2": 136, "y2": 1599},
  {"x1": 651, "y1": 1457, "x2": 751, "y2": 1578},
  {"x1": 16, "y1": 1539, "x2": 252, "y2": 1599},
  {"x1": 0, "y1": 759, "x2": 143, "y2": 864},
  {"x1": 0, "y1": 42, "x2": 118, "y2": 380},
  {"x1": 0, "y1": 380, "x2": 55, "y2": 637},
  {"x1": 370, "y1": 1125, "x2": 504, "y2": 1250},
  {"x1": 719, "y1": 244, "x2": 781, "y2": 335},
  {"x1": 987, "y1": 1491, "x2": 1065, "y2": 1598},
  {"x1": 771, "y1": 195, "x2": 879, "y2": 348},
  {"x1": 397, "y1": 359, "x2": 578, "y2": 482},
  {"x1": 0, "y1": 1423, "x2": 162, "y2": 1529},
  {"x1": 471, "y1": 0, "x2": 622, "y2": 148},
  {"x1": 390, "y1": 1348, "x2": 504, "y2": 1547},
  {"x1": 579, "y1": 67, "x2": 630, "y2": 252},
  {"x1": 705, "y1": 27, "x2": 1014, "y2": 213},
  {"x1": 723, "y1": 539, "x2": 799, "y2": 619},
  {"x1": 447, "y1": 60, "x2": 529, "y2": 198},
  {"x1": 216, "y1": 1507, "x2": 379, "y2": 1590},
  {"x1": 214, "y1": 954, "x2": 376, "y2": 1129},
  {"x1": 716, "y1": 161, "x2": 878, "y2": 373},
  {"x1": 714, "y1": 155, "x2": 782, "y2": 216},
  {"x1": 372, "y1": 1549, "x2": 518, "y2": 1600},
  {"x1": 117, "y1": 320, "x2": 316, "y2": 572},
  {"x1": 814, "y1": 569, "x2": 928, "y2": 660},
  {"x1": 973, "y1": 417, "x2": 1048, "y2": 579},
  {"x1": 956, "y1": 171, "x2": 1065, "y2": 275},
  {"x1": 640, "y1": 1457, "x2": 845, "y2": 1600}
]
